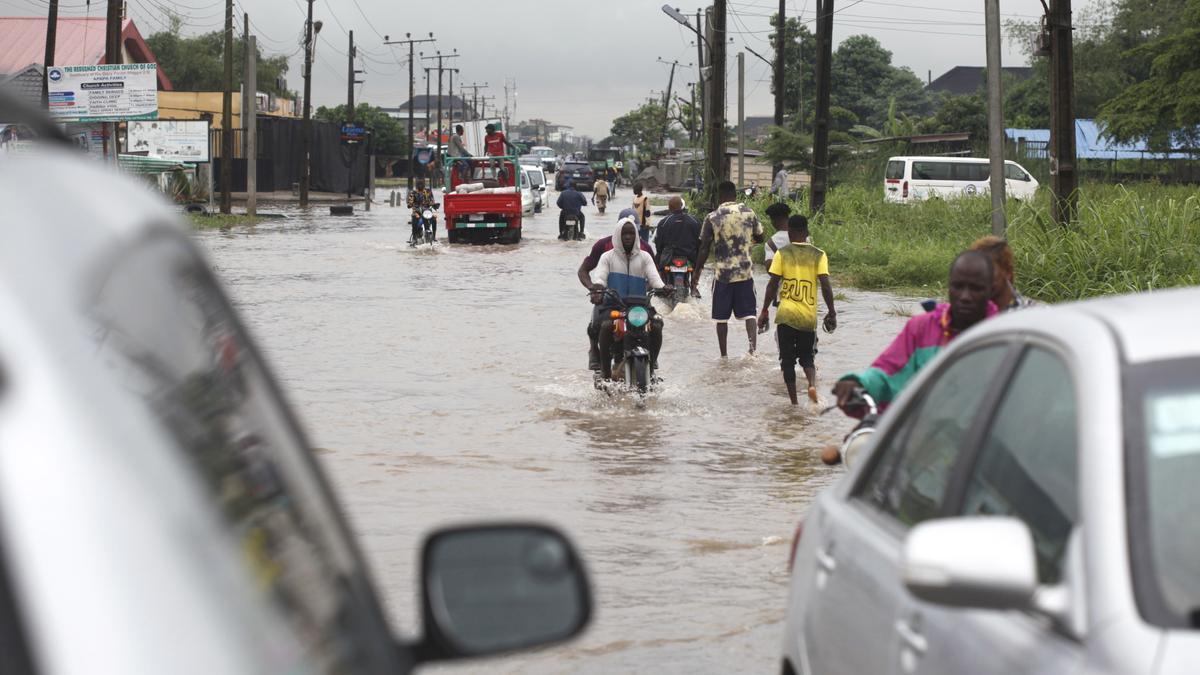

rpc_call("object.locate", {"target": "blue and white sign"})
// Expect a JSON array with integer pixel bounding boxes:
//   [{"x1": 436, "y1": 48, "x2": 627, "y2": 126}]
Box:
[{"x1": 46, "y1": 63, "x2": 159, "y2": 122}]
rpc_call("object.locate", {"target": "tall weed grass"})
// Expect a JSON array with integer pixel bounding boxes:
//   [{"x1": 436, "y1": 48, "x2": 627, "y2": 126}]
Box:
[{"x1": 739, "y1": 184, "x2": 1200, "y2": 303}]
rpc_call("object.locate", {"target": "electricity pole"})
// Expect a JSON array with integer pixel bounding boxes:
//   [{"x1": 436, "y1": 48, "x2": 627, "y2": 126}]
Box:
[
  {"x1": 706, "y1": 0, "x2": 727, "y2": 193},
  {"x1": 347, "y1": 30, "x2": 364, "y2": 202},
  {"x1": 383, "y1": 33, "x2": 435, "y2": 192},
  {"x1": 42, "y1": 0, "x2": 58, "y2": 107},
  {"x1": 104, "y1": 0, "x2": 121, "y2": 164},
  {"x1": 657, "y1": 58, "x2": 687, "y2": 154},
  {"x1": 697, "y1": 8, "x2": 706, "y2": 145},
  {"x1": 1049, "y1": 0, "x2": 1077, "y2": 224},
  {"x1": 421, "y1": 51, "x2": 459, "y2": 159},
  {"x1": 299, "y1": 0, "x2": 315, "y2": 206},
  {"x1": 773, "y1": 0, "x2": 785, "y2": 176},
  {"x1": 462, "y1": 82, "x2": 488, "y2": 121},
  {"x1": 985, "y1": 0, "x2": 1006, "y2": 235},
  {"x1": 244, "y1": 25, "x2": 257, "y2": 216},
  {"x1": 447, "y1": 67, "x2": 458, "y2": 127},
  {"x1": 810, "y1": 0, "x2": 834, "y2": 214},
  {"x1": 220, "y1": 0, "x2": 233, "y2": 213},
  {"x1": 737, "y1": 51, "x2": 745, "y2": 187}
]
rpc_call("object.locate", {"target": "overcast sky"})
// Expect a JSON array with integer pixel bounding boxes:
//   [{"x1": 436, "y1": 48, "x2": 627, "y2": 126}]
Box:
[{"x1": 61, "y1": 0, "x2": 1051, "y2": 138}]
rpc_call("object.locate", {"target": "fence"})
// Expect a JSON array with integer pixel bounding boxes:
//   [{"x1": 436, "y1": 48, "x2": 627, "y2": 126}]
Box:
[{"x1": 208, "y1": 118, "x2": 368, "y2": 193}]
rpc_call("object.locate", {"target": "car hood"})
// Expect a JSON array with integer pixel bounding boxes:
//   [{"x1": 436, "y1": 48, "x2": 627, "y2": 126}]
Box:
[{"x1": 1156, "y1": 630, "x2": 1200, "y2": 675}]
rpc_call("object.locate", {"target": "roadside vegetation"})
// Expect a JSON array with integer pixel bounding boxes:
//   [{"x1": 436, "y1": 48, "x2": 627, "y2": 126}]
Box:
[{"x1": 187, "y1": 213, "x2": 264, "y2": 229}]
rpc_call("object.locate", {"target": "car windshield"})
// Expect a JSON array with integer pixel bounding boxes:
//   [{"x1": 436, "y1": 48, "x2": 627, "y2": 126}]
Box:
[{"x1": 1127, "y1": 357, "x2": 1200, "y2": 628}]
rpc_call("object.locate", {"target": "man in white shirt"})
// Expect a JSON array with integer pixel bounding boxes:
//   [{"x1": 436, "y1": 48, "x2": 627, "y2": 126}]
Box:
[{"x1": 771, "y1": 166, "x2": 789, "y2": 196}]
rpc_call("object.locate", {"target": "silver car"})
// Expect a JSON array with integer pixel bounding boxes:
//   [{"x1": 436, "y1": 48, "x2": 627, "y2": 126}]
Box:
[
  {"x1": 783, "y1": 287, "x2": 1200, "y2": 674},
  {"x1": 0, "y1": 134, "x2": 590, "y2": 673}
]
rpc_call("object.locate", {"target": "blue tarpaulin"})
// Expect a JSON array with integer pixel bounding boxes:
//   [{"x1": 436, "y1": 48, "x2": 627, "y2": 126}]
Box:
[{"x1": 1006, "y1": 119, "x2": 1196, "y2": 160}]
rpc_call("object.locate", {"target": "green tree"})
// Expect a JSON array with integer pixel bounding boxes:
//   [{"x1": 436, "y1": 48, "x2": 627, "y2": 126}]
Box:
[
  {"x1": 147, "y1": 14, "x2": 291, "y2": 96},
  {"x1": 314, "y1": 104, "x2": 408, "y2": 155},
  {"x1": 1098, "y1": 0, "x2": 1200, "y2": 150},
  {"x1": 609, "y1": 101, "x2": 673, "y2": 150},
  {"x1": 768, "y1": 16, "x2": 817, "y2": 126},
  {"x1": 828, "y1": 35, "x2": 930, "y2": 130},
  {"x1": 922, "y1": 92, "x2": 988, "y2": 141}
]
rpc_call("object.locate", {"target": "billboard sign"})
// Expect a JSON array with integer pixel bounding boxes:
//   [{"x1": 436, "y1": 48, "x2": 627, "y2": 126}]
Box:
[
  {"x1": 341, "y1": 124, "x2": 366, "y2": 144},
  {"x1": 47, "y1": 63, "x2": 159, "y2": 122},
  {"x1": 127, "y1": 119, "x2": 211, "y2": 162}
]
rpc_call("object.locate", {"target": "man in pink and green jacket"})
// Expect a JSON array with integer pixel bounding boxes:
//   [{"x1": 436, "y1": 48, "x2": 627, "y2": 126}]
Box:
[{"x1": 834, "y1": 251, "x2": 999, "y2": 414}]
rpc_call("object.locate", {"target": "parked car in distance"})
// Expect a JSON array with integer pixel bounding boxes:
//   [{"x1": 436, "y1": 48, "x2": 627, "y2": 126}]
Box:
[
  {"x1": 523, "y1": 164, "x2": 549, "y2": 211},
  {"x1": 519, "y1": 166, "x2": 535, "y2": 216},
  {"x1": 530, "y1": 145, "x2": 557, "y2": 173},
  {"x1": 556, "y1": 161, "x2": 595, "y2": 191},
  {"x1": 782, "y1": 286, "x2": 1200, "y2": 675},
  {"x1": 0, "y1": 138, "x2": 590, "y2": 673},
  {"x1": 884, "y1": 156, "x2": 1038, "y2": 203}
]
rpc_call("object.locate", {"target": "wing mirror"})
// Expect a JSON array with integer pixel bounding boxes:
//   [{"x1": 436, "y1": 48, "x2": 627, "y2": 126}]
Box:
[
  {"x1": 409, "y1": 524, "x2": 591, "y2": 665},
  {"x1": 902, "y1": 517, "x2": 1037, "y2": 610}
]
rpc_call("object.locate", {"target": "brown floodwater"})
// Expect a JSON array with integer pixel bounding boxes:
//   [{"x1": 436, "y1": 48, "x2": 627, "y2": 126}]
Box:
[{"x1": 194, "y1": 187, "x2": 913, "y2": 673}]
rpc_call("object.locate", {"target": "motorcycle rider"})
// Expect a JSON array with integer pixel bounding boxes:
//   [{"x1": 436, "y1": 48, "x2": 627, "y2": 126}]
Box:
[
  {"x1": 557, "y1": 180, "x2": 588, "y2": 240},
  {"x1": 406, "y1": 178, "x2": 436, "y2": 245},
  {"x1": 578, "y1": 209, "x2": 655, "y2": 370},
  {"x1": 653, "y1": 196, "x2": 702, "y2": 272},
  {"x1": 589, "y1": 217, "x2": 669, "y2": 380}
]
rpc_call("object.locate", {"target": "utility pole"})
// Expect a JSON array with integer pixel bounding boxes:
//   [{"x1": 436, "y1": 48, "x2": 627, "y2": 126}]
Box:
[
  {"x1": 697, "y1": 8, "x2": 706, "y2": 146},
  {"x1": 690, "y1": 84, "x2": 697, "y2": 144},
  {"x1": 447, "y1": 67, "x2": 458, "y2": 127},
  {"x1": 383, "y1": 33, "x2": 435, "y2": 192},
  {"x1": 985, "y1": 0, "x2": 1006, "y2": 235},
  {"x1": 421, "y1": 51, "x2": 459, "y2": 160},
  {"x1": 737, "y1": 51, "x2": 745, "y2": 187},
  {"x1": 42, "y1": 0, "x2": 58, "y2": 107},
  {"x1": 810, "y1": 0, "x2": 834, "y2": 214},
  {"x1": 220, "y1": 0, "x2": 233, "y2": 213},
  {"x1": 245, "y1": 29, "x2": 257, "y2": 216},
  {"x1": 299, "y1": 0, "x2": 315, "y2": 206},
  {"x1": 104, "y1": 0, "x2": 121, "y2": 164},
  {"x1": 1049, "y1": 0, "x2": 1077, "y2": 224},
  {"x1": 773, "y1": 0, "x2": 785, "y2": 176},
  {"x1": 462, "y1": 82, "x2": 488, "y2": 121},
  {"x1": 706, "y1": 0, "x2": 727, "y2": 194},
  {"x1": 657, "y1": 58, "x2": 686, "y2": 154},
  {"x1": 242, "y1": 14, "x2": 250, "y2": 156},
  {"x1": 347, "y1": 30, "x2": 364, "y2": 202}
]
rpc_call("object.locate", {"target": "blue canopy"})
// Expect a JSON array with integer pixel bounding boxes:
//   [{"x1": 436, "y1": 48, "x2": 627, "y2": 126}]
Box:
[{"x1": 1005, "y1": 120, "x2": 1196, "y2": 160}]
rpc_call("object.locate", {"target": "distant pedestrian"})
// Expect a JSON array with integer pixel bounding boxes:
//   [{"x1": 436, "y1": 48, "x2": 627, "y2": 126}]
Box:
[
  {"x1": 771, "y1": 166, "x2": 789, "y2": 196},
  {"x1": 632, "y1": 183, "x2": 651, "y2": 242},
  {"x1": 693, "y1": 180, "x2": 765, "y2": 356},
  {"x1": 759, "y1": 214, "x2": 837, "y2": 404},
  {"x1": 762, "y1": 202, "x2": 792, "y2": 269}
]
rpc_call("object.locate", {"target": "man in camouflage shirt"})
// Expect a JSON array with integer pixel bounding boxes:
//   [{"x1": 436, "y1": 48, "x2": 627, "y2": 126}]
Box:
[{"x1": 694, "y1": 180, "x2": 765, "y2": 356}]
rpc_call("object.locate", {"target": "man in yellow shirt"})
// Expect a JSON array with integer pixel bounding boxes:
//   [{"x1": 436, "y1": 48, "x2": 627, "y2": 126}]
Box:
[{"x1": 758, "y1": 215, "x2": 837, "y2": 404}]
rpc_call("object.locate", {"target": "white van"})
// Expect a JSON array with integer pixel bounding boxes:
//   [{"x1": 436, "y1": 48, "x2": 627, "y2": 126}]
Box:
[{"x1": 884, "y1": 156, "x2": 1038, "y2": 203}]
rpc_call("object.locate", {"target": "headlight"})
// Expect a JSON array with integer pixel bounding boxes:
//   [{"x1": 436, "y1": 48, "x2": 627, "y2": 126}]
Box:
[
  {"x1": 422, "y1": 208, "x2": 434, "y2": 219},
  {"x1": 627, "y1": 305, "x2": 650, "y2": 328}
]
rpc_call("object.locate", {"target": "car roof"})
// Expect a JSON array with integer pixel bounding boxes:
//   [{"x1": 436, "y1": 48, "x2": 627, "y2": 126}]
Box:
[
  {"x1": 967, "y1": 286, "x2": 1200, "y2": 365},
  {"x1": 887, "y1": 156, "x2": 1020, "y2": 164}
]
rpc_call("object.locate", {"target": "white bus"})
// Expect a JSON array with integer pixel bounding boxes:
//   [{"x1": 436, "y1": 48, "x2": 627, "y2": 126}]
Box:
[{"x1": 884, "y1": 156, "x2": 1039, "y2": 204}]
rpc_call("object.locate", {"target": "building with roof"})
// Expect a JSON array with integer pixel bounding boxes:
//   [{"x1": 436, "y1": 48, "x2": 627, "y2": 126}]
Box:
[
  {"x1": 1006, "y1": 120, "x2": 1197, "y2": 160},
  {"x1": 926, "y1": 66, "x2": 1032, "y2": 96},
  {"x1": 0, "y1": 63, "x2": 42, "y2": 104},
  {"x1": 383, "y1": 94, "x2": 479, "y2": 123},
  {"x1": 0, "y1": 16, "x2": 171, "y2": 90}
]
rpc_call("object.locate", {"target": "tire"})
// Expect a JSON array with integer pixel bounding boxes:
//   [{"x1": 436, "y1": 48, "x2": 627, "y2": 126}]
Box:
[
  {"x1": 633, "y1": 357, "x2": 649, "y2": 394},
  {"x1": 447, "y1": 229, "x2": 460, "y2": 244}
]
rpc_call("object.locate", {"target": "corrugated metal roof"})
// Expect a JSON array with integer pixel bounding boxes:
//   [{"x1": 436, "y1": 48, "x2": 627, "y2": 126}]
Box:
[
  {"x1": 0, "y1": 63, "x2": 42, "y2": 104},
  {"x1": 1006, "y1": 119, "x2": 1196, "y2": 160},
  {"x1": 0, "y1": 17, "x2": 171, "y2": 90}
]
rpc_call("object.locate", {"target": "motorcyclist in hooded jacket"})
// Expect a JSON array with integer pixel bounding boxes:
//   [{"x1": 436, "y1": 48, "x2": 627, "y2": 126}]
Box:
[{"x1": 589, "y1": 217, "x2": 669, "y2": 380}]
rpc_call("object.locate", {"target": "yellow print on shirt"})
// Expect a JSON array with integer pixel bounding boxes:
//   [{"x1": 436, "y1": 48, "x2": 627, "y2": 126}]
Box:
[{"x1": 780, "y1": 278, "x2": 816, "y2": 305}]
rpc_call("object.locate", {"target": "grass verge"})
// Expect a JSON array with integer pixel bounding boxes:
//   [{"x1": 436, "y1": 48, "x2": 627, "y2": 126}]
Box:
[{"x1": 187, "y1": 213, "x2": 265, "y2": 230}]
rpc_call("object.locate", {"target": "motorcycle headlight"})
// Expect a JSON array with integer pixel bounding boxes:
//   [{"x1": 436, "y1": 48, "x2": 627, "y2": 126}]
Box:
[
  {"x1": 422, "y1": 208, "x2": 434, "y2": 219},
  {"x1": 627, "y1": 305, "x2": 650, "y2": 328}
]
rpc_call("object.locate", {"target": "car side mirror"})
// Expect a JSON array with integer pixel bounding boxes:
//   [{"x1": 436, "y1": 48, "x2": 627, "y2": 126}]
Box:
[
  {"x1": 902, "y1": 517, "x2": 1037, "y2": 610},
  {"x1": 412, "y1": 524, "x2": 590, "y2": 665}
]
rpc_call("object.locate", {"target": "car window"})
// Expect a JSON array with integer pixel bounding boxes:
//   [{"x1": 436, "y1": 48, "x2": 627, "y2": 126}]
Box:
[
  {"x1": 912, "y1": 161, "x2": 952, "y2": 181},
  {"x1": 857, "y1": 344, "x2": 1009, "y2": 527},
  {"x1": 885, "y1": 160, "x2": 905, "y2": 180},
  {"x1": 1004, "y1": 164, "x2": 1031, "y2": 181},
  {"x1": 952, "y1": 163, "x2": 988, "y2": 181},
  {"x1": 86, "y1": 234, "x2": 391, "y2": 673},
  {"x1": 959, "y1": 348, "x2": 1078, "y2": 583}
]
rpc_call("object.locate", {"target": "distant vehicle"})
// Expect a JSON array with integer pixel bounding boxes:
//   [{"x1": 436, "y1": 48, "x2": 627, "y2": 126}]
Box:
[
  {"x1": 588, "y1": 147, "x2": 624, "y2": 175},
  {"x1": 884, "y1": 156, "x2": 1038, "y2": 203},
  {"x1": 556, "y1": 161, "x2": 595, "y2": 191},
  {"x1": 0, "y1": 137, "x2": 590, "y2": 673},
  {"x1": 519, "y1": 166, "x2": 535, "y2": 217},
  {"x1": 444, "y1": 156, "x2": 525, "y2": 244},
  {"x1": 530, "y1": 145, "x2": 557, "y2": 172},
  {"x1": 782, "y1": 286, "x2": 1200, "y2": 675},
  {"x1": 522, "y1": 164, "x2": 549, "y2": 211}
]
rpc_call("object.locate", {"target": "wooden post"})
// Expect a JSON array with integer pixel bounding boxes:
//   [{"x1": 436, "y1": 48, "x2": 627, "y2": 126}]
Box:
[
  {"x1": 985, "y1": 0, "x2": 1005, "y2": 235},
  {"x1": 246, "y1": 34, "x2": 257, "y2": 216}
]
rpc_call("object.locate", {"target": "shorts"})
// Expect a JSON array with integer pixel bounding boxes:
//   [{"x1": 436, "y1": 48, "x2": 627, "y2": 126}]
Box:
[
  {"x1": 711, "y1": 279, "x2": 757, "y2": 322},
  {"x1": 778, "y1": 324, "x2": 818, "y2": 373}
]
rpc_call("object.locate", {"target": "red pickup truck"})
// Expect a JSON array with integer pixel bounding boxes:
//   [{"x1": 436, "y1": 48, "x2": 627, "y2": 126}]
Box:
[{"x1": 443, "y1": 156, "x2": 523, "y2": 244}]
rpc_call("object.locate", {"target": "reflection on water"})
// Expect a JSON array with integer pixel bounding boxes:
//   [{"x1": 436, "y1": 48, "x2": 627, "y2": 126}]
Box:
[{"x1": 194, "y1": 193, "x2": 912, "y2": 672}]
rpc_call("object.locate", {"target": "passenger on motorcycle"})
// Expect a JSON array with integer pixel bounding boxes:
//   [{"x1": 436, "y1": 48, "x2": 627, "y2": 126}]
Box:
[
  {"x1": 557, "y1": 180, "x2": 588, "y2": 240},
  {"x1": 653, "y1": 196, "x2": 701, "y2": 270},
  {"x1": 833, "y1": 250, "x2": 997, "y2": 415},
  {"x1": 578, "y1": 220, "x2": 654, "y2": 370},
  {"x1": 589, "y1": 218, "x2": 668, "y2": 380},
  {"x1": 406, "y1": 178, "x2": 436, "y2": 245}
]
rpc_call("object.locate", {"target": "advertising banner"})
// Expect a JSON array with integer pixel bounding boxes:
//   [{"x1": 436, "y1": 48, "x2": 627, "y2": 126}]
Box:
[
  {"x1": 127, "y1": 119, "x2": 211, "y2": 162},
  {"x1": 47, "y1": 64, "x2": 159, "y2": 122}
]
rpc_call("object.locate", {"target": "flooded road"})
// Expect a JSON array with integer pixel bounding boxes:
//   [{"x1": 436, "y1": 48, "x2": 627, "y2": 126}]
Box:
[{"x1": 194, "y1": 186, "x2": 912, "y2": 673}]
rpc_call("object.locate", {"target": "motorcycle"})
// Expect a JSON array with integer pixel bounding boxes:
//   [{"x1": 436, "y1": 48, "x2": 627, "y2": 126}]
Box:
[
  {"x1": 661, "y1": 254, "x2": 698, "y2": 306},
  {"x1": 594, "y1": 288, "x2": 670, "y2": 394},
  {"x1": 562, "y1": 213, "x2": 583, "y2": 241},
  {"x1": 820, "y1": 386, "x2": 879, "y2": 469},
  {"x1": 413, "y1": 203, "x2": 439, "y2": 247},
  {"x1": 743, "y1": 182, "x2": 759, "y2": 199}
]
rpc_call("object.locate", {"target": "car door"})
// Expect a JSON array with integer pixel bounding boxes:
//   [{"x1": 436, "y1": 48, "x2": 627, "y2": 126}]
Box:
[
  {"x1": 910, "y1": 160, "x2": 954, "y2": 199},
  {"x1": 87, "y1": 232, "x2": 407, "y2": 674},
  {"x1": 893, "y1": 344, "x2": 1084, "y2": 675},
  {"x1": 801, "y1": 343, "x2": 1014, "y2": 675},
  {"x1": 1004, "y1": 162, "x2": 1036, "y2": 200}
]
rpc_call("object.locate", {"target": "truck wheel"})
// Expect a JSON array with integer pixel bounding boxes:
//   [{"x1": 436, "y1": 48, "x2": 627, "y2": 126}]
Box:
[{"x1": 447, "y1": 230, "x2": 460, "y2": 244}]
